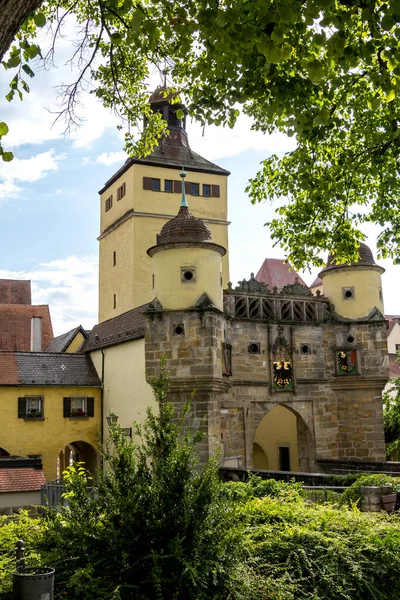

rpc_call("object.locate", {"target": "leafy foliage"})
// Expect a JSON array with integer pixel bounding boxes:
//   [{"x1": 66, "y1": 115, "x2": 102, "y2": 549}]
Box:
[
  {"x1": 3, "y1": 1, "x2": 400, "y2": 265},
  {"x1": 39, "y1": 361, "x2": 247, "y2": 599},
  {"x1": 384, "y1": 377, "x2": 400, "y2": 458},
  {"x1": 339, "y1": 473, "x2": 400, "y2": 506},
  {"x1": 0, "y1": 511, "x2": 44, "y2": 599}
]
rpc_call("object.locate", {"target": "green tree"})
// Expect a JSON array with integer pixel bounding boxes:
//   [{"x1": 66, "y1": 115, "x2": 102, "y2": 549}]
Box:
[
  {"x1": 41, "y1": 361, "x2": 247, "y2": 599},
  {"x1": 384, "y1": 376, "x2": 400, "y2": 459},
  {"x1": 3, "y1": 1, "x2": 400, "y2": 267}
]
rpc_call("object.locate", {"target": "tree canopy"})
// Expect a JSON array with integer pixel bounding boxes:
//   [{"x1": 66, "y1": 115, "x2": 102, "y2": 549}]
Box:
[{"x1": 2, "y1": 0, "x2": 400, "y2": 268}]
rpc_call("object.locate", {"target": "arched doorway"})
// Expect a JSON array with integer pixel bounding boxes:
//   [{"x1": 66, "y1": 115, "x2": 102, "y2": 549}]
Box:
[
  {"x1": 253, "y1": 405, "x2": 315, "y2": 472},
  {"x1": 57, "y1": 441, "x2": 99, "y2": 479},
  {"x1": 0, "y1": 448, "x2": 10, "y2": 457}
]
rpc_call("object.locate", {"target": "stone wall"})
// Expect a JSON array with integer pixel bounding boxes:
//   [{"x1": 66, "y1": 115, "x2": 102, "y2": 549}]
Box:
[{"x1": 145, "y1": 303, "x2": 389, "y2": 471}]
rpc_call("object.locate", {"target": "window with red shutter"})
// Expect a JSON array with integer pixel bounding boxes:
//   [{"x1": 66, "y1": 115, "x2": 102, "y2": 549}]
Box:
[
  {"x1": 174, "y1": 180, "x2": 182, "y2": 194},
  {"x1": 211, "y1": 185, "x2": 220, "y2": 197},
  {"x1": 143, "y1": 177, "x2": 152, "y2": 190}
]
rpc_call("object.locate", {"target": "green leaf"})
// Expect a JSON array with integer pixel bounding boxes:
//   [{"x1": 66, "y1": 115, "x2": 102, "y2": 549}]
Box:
[
  {"x1": 385, "y1": 89, "x2": 396, "y2": 102},
  {"x1": 33, "y1": 13, "x2": 46, "y2": 28},
  {"x1": 2, "y1": 152, "x2": 14, "y2": 162},
  {"x1": 7, "y1": 55, "x2": 21, "y2": 68},
  {"x1": 26, "y1": 45, "x2": 40, "y2": 59},
  {"x1": 22, "y1": 64, "x2": 35, "y2": 78},
  {"x1": 21, "y1": 80, "x2": 30, "y2": 93},
  {"x1": 5, "y1": 90, "x2": 14, "y2": 102},
  {"x1": 110, "y1": 32, "x2": 123, "y2": 45},
  {"x1": 0, "y1": 122, "x2": 9, "y2": 136},
  {"x1": 131, "y1": 11, "x2": 144, "y2": 32}
]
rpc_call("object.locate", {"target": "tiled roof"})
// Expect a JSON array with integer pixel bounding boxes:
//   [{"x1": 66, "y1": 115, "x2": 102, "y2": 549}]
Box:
[
  {"x1": 0, "y1": 304, "x2": 53, "y2": 351},
  {"x1": 83, "y1": 304, "x2": 148, "y2": 352},
  {"x1": 386, "y1": 315, "x2": 400, "y2": 337},
  {"x1": 0, "y1": 279, "x2": 31, "y2": 305},
  {"x1": 319, "y1": 243, "x2": 382, "y2": 276},
  {"x1": 0, "y1": 468, "x2": 45, "y2": 493},
  {"x1": 310, "y1": 276, "x2": 323, "y2": 288},
  {"x1": 256, "y1": 258, "x2": 308, "y2": 292},
  {"x1": 389, "y1": 354, "x2": 400, "y2": 378},
  {"x1": 99, "y1": 132, "x2": 229, "y2": 194},
  {"x1": 45, "y1": 326, "x2": 87, "y2": 353},
  {"x1": 0, "y1": 352, "x2": 101, "y2": 386},
  {"x1": 157, "y1": 206, "x2": 213, "y2": 245}
]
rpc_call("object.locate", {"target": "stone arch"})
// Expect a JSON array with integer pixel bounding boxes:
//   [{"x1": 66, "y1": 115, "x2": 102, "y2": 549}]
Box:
[
  {"x1": 57, "y1": 441, "x2": 100, "y2": 479},
  {"x1": 0, "y1": 448, "x2": 10, "y2": 457},
  {"x1": 251, "y1": 403, "x2": 315, "y2": 472}
]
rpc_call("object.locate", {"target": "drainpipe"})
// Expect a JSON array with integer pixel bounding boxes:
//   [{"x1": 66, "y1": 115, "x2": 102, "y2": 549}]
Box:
[{"x1": 100, "y1": 348, "x2": 105, "y2": 468}]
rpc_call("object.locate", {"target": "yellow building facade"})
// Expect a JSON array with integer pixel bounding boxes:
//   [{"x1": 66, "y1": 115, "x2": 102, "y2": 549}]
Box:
[
  {"x1": 0, "y1": 351, "x2": 102, "y2": 480},
  {"x1": 97, "y1": 89, "x2": 230, "y2": 322}
]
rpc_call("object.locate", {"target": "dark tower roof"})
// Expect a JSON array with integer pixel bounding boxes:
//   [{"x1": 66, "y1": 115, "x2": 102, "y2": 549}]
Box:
[
  {"x1": 99, "y1": 87, "x2": 229, "y2": 194},
  {"x1": 319, "y1": 242, "x2": 383, "y2": 276},
  {"x1": 157, "y1": 206, "x2": 213, "y2": 245}
]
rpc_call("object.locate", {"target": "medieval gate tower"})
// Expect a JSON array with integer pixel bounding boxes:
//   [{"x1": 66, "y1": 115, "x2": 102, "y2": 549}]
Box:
[{"x1": 145, "y1": 176, "x2": 389, "y2": 471}]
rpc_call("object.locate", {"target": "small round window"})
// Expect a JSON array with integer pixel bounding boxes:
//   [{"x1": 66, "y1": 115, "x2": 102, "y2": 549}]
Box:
[
  {"x1": 342, "y1": 286, "x2": 355, "y2": 300},
  {"x1": 173, "y1": 324, "x2": 185, "y2": 336},
  {"x1": 248, "y1": 342, "x2": 260, "y2": 354},
  {"x1": 300, "y1": 344, "x2": 311, "y2": 355},
  {"x1": 181, "y1": 267, "x2": 196, "y2": 283},
  {"x1": 347, "y1": 335, "x2": 355, "y2": 344}
]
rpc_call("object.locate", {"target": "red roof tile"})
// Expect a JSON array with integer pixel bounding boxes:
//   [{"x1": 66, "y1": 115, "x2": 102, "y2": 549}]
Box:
[
  {"x1": 256, "y1": 258, "x2": 308, "y2": 291},
  {"x1": 0, "y1": 304, "x2": 53, "y2": 351},
  {"x1": 0, "y1": 468, "x2": 45, "y2": 492},
  {"x1": 310, "y1": 276, "x2": 323, "y2": 288},
  {"x1": 0, "y1": 280, "x2": 31, "y2": 305},
  {"x1": 0, "y1": 352, "x2": 19, "y2": 385},
  {"x1": 389, "y1": 354, "x2": 400, "y2": 378}
]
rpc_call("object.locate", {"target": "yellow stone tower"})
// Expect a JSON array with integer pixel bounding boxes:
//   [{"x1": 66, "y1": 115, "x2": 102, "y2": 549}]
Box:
[
  {"x1": 98, "y1": 87, "x2": 230, "y2": 322},
  {"x1": 318, "y1": 242, "x2": 385, "y2": 319}
]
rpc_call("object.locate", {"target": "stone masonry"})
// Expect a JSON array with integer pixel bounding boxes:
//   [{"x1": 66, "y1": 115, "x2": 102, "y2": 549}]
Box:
[{"x1": 145, "y1": 287, "x2": 389, "y2": 472}]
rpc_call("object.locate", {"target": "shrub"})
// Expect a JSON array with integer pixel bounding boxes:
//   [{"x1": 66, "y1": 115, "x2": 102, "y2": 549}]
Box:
[
  {"x1": 339, "y1": 473, "x2": 400, "y2": 507},
  {"x1": 40, "y1": 361, "x2": 250, "y2": 600}
]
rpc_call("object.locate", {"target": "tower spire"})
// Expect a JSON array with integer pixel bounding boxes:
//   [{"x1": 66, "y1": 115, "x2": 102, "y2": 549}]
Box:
[{"x1": 180, "y1": 166, "x2": 188, "y2": 208}]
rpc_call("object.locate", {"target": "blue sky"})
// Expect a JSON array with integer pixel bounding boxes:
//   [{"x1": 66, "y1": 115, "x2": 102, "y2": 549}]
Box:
[{"x1": 1, "y1": 26, "x2": 399, "y2": 335}]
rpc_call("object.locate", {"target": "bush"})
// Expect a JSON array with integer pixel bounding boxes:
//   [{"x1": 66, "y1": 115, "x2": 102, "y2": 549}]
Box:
[
  {"x1": 39, "y1": 361, "x2": 250, "y2": 600},
  {"x1": 340, "y1": 473, "x2": 400, "y2": 507},
  {"x1": 0, "y1": 511, "x2": 44, "y2": 599},
  {"x1": 243, "y1": 495, "x2": 400, "y2": 600}
]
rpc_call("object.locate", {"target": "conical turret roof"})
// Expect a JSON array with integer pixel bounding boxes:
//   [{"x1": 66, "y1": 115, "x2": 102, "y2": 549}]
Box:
[
  {"x1": 319, "y1": 242, "x2": 383, "y2": 276},
  {"x1": 157, "y1": 206, "x2": 213, "y2": 245}
]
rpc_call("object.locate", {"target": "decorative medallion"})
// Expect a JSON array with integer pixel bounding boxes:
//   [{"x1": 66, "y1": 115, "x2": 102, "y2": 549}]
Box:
[
  {"x1": 337, "y1": 350, "x2": 357, "y2": 374},
  {"x1": 272, "y1": 326, "x2": 294, "y2": 391}
]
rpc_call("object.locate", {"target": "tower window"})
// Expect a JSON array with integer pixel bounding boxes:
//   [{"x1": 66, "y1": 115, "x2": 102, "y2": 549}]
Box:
[
  {"x1": 113, "y1": 294, "x2": 116, "y2": 309},
  {"x1": 342, "y1": 287, "x2": 355, "y2": 300},
  {"x1": 117, "y1": 182, "x2": 126, "y2": 200},
  {"x1": 191, "y1": 183, "x2": 199, "y2": 196},
  {"x1": 105, "y1": 195, "x2": 113, "y2": 212},
  {"x1": 248, "y1": 342, "x2": 260, "y2": 354},
  {"x1": 113, "y1": 251, "x2": 116, "y2": 266},
  {"x1": 181, "y1": 267, "x2": 196, "y2": 283},
  {"x1": 300, "y1": 343, "x2": 311, "y2": 355},
  {"x1": 379, "y1": 287, "x2": 383, "y2": 301},
  {"x1": 165, "y1": 179, "x2": 173, "y2": 193},
  {"x1": 151, "y1": 178, "x2": 161, "y2": 192},
  {"x1": 203, "y1": 184, "x2": 211, "y2": 197},
  {"x1": 173, "y1": 323, "x2": 185, "y2": 336}
]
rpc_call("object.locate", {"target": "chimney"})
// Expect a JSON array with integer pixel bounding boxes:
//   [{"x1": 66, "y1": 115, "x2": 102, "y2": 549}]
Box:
[{"x1": 31, "y1": 316, "x2": 42, "y2": 351}]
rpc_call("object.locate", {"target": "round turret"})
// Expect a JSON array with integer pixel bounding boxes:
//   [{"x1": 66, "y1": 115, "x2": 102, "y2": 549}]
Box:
[
  {"x1": 147, "y1": 169, "x2": 226, "y2": 311},
  {"x1": 318, "y1": 242, "x2": 385, "y2": 318}
]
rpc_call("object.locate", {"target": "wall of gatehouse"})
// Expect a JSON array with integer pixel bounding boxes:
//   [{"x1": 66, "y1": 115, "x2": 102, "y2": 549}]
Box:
[{"x1": 144, "y1": 300, "x2": 389, "y2": 472}]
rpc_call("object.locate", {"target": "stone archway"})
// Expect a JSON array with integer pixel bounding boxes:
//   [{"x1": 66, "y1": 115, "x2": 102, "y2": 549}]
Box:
[
  {"x1": 57, "y1": 441, "x2": 100, "y2": 479},
  {"x1": 252, "y1": 404, "x2": 315, "y2": 472}
]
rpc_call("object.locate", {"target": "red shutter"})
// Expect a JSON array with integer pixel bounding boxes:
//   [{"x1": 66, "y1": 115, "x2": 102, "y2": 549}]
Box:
[
  {"x1": 143, "y1": 177, "x2": 152, "y2": 190},
  {"x1": 174, "y1": 180, "x2": 182, "y2": 194},
  {"x1": 211, "y1": 185, "x2": 220, "y2": 197},
  {"x1": 185, "y1": 181, "x2": 191, "y2": 194}
]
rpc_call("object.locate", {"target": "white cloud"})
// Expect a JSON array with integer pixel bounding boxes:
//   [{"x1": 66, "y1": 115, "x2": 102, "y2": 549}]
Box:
[
  {"x1": 96, "y1": 150, "x2": 127, "y2": 166},
  {"x1": 0, "y1": 150, "x2": 64, "y2": 200},
  {"x1": 0, "y1": 255, "x2": 98, "y2": 335}
]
